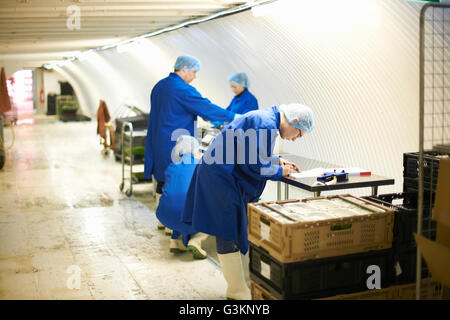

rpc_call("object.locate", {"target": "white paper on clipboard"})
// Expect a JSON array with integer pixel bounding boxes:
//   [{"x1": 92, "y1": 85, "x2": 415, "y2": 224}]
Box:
[{"x1": 290, "y1": 167, "x2": 371, "y2": 179}]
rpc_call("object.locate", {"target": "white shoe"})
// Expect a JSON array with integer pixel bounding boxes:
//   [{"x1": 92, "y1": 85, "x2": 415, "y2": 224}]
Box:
[
  {"x1": 169, "y1": 238, "x2": 187, "y2": 254},
  {"x1": 157, "y1": 221, "x2": 165, "y2": 230},
  {"x1": 155, "y1": 193, "x2": 165, "y2": 230},
  {"x1": 169, "y1": 239, "x2": 179, "y2": 253},
  {"x1": 217, "y1": 251, "x2": 251, "y2": 300},
  {"x1": 187, "y1": 232, "x2": 209, "y2": 259}
]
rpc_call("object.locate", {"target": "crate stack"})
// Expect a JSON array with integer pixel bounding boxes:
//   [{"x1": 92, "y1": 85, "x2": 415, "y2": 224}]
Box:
[
  {"x1": 402, "y1": 152, "x2": 450, "y2": 232},
  {"x1": 402, "y1": 151, "x2": 449, "y2": 209},
  {"x1": 247, "y1": 194, "x2": 396, "y2": 300},
  {"x1": 363, "y1": 193, "x2": 436, "y2": 284},
  {"x1": 352, "y1": 151, "x2": 449, "y2": 298}
]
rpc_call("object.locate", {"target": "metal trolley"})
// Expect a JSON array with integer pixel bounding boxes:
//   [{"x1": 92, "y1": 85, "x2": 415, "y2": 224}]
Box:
[{"x1": 119, "y1": 121, "x2": 151, "y2": 197}]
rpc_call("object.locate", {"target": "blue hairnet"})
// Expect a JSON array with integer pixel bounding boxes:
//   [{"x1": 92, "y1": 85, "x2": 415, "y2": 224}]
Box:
[
  {"x1": 174, "y1": 55, "x2": 201, "y2": 71},
  {"x1": 173, "y1": 135, "x2": 200, "y2": 162},
  {"x1": 279, "y1": 103, "x2": 314, "y2": 133},
  {"x1": 228, "y1": 72, "x2": 249, "y2": 88}
]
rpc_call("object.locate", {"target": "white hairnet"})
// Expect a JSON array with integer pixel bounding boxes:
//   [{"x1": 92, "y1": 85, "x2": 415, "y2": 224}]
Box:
[
  {"x1": 228, "y1": 72, "x2": 249, "y2": 88},
  {"x1": 173, "y1": 135, "x2": 200, "y2": 162},
  {"x1": 174, "y1": 55, "x2": 201, "y2": 71},
  {"x1": 278, "y1": 103, "x2": 314, "y2": 133}
]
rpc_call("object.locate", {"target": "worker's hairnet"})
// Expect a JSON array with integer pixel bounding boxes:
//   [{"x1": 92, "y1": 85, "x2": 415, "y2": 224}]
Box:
[
  {"x1": 278, "y1": 103, "x2": 314, "y2": 133},
  {"x1": 174, "y1": 55, "x2": 201, "y2": 71},
  {"x1": 173, "y1": 135, "x2": 200, "y2": 162},
  {"x1": 228, "y1": 72, "x2": 249, "y2": 88}
]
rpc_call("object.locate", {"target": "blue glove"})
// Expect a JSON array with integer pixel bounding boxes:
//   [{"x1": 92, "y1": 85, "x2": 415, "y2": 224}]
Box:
[
  {"x1": 211, "y1": 121, "x2": 223, "y2": 128},
  {"x1": 232, "y1": 113, "x2": 243, "y2": 122}
]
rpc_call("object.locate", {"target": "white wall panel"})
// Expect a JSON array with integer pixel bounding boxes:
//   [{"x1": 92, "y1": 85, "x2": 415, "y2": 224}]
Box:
[{"x1": 59, "y1": 0, "x2": 427, "y2": 193}]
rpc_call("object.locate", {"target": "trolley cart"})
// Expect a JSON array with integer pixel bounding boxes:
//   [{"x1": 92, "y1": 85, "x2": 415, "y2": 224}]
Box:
[
  {"x1": 199, "y1": 127, "x2": 220, "y2": 153},
  {"x1": 119, "y1": 121, "x2": 151, "y2": 197}
]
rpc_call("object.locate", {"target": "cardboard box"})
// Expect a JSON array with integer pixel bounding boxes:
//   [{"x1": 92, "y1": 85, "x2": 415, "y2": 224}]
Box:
[
  {"x1": 414, "y1": 158, "x2": 450, "y2": 299},
  {"x1": 432, "y1": 158, "x2": 450, "y2": 228},
  {"x1": 393, "y1": 278, "x2": 442, "y2": 300}
]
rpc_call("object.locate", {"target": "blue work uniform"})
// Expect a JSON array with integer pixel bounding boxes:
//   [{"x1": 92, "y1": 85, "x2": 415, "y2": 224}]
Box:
[
  {"x1": 211, "y1": 89, "x2": 258, "y2": 128},
  {"x1": 144, "y1": 73, "x2": 235, "y2": 182},
  {"x1": 182, "y1": 106, "x2": 283, "y2": 254},
  {"x1": 156, "y1": 153, "x2": 200, "y2": 242}
]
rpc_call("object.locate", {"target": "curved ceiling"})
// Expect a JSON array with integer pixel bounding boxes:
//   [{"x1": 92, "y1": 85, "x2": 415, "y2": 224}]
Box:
[{"x1": 0, "y1": 0, "x2": 248, "y2": 68}]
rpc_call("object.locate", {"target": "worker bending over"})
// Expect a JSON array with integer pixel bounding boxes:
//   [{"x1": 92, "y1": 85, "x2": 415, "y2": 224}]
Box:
[
  {"x1": 155, "y1": 135, "x2": 209, "y2": 259},
  {"x1": 183, "y1": 103, "x2": 314, "y2": 300}
]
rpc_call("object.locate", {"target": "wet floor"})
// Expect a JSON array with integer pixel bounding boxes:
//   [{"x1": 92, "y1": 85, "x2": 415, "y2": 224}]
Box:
[{"x1": 0, "y1": 116, "x2": 230, "y2": 300}]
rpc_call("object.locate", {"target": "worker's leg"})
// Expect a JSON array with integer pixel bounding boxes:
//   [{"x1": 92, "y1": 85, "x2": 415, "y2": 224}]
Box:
[
  {"x1": 216, "y1": 237, "x2": 251, "y2": 300},
  {"x1": 169, "y1": 231, "x2": 187, "y2": 253},
  {"x1": 155, "y1": 180, "x2": 165, "y2": 230},
  {"x1": 187, "y1": 232, "x2": 209, "y2": 259},
  {"x1": 165, "y1": 227, "x2": 173, "y2": 236}
]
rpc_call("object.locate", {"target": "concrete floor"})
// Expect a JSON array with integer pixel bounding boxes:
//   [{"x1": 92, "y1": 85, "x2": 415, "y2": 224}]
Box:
[{"x1": 0, "y1": 116, "x2": 234, "y2": 300}]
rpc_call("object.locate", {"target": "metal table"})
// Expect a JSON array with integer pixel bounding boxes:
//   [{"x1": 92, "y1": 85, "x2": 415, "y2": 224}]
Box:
[{"x1": 277, "y1": 153, "x2": 395, "y2": 200}]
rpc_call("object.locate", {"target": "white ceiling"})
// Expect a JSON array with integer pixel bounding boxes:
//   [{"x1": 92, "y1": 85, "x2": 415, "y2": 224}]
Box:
[{"x1": 0, "y1": 0, "x2": 249, "y2": 68}]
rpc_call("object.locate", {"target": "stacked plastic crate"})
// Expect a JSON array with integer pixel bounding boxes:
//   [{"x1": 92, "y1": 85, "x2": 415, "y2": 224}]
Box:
[
  {"x1": 360, "y1": 151, "x2": 449, "y2": 299},
  {"x1": 247, "y1": 195, "x2": 395, "y2": 300},
  {"x1": 363, "y1": 193, "x2": 435, "y2": 285},
  {"x1": 402, "y1": 151, "x2": 448, "y2": 198}
]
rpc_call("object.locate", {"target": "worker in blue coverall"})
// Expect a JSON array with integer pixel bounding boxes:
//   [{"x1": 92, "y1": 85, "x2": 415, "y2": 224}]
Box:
[
  {"x1": 211, "y1": 72, "x2": 258, "y2": 129},
  {"x1": 143, "y1": 55, "x2": 237, "y2": 233},
  {"x1": 155, "y1": 135, "x2": 209, "y2": 259},
  {"x1": 182, "y1": 103, "x2": 314, "y2": 300}
]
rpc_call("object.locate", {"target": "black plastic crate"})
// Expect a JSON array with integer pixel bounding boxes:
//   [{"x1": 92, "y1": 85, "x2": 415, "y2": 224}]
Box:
[
  {"x1": 363, "y1": 193, "x2": 436, "y2": 250},
  {"x1": 403, "y1": 177, "x2": 438, "y2": 197},
  {"x1": 403, "y1": 151, "x2": 448, "y2": 181},
  {"x1": 391, "y1": 247, "x2": 432, "y2": 285},
  {"x1": 114, "y1": 132, "x2": 147, "y2": 155},
  {"x1": 400, "y1": 186, "x2": 436, "y2": 209},
  {"x1": 114, "y1": 114, "x2": 149, "y2": 133},
  {"x1": 46, "y1": 93, "x2": 57, "y2": 115},
  {"x1": 363, "y1": 193, "x2": 436, "y2": 284},
  {"x1": 249, "y1": 244, "x2": 392, "y2": 300}
]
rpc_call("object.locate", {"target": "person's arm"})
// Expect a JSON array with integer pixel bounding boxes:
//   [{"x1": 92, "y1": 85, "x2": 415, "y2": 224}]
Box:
[
  {"x1": 176, "y1": 87, "x2": 235, "y2": 123},
  {"x1": 279, "y1": 158, "x2": 301, "y2": 173},
  {"x1": 238, "y1": 96, "x2": 259, "y2": 115},
  {"x1": 236, "y1": 128, "x2": 284, "y2": 181}
]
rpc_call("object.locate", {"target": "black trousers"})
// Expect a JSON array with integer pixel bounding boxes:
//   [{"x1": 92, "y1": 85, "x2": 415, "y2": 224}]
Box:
[{"x1": 156, "y1": 180, "x2": 165, "y2": 194}]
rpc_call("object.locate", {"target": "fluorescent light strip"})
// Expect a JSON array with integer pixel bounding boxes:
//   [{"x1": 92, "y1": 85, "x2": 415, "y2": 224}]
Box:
[{"x1": 43, "y1": 0, "x2": 278, "y2": 69}]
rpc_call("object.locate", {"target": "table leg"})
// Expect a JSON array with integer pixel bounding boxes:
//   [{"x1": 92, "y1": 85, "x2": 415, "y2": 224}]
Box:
[
  {"x1": 285, "y1": 184, "x2": 289, "y2": 200},
  {"x1": 314, "y1": 191, "x2": 321, "y2": 197},
  {"x1": 277, "y1": 181, "x2": 282, "y2": 201},
  {"x1": 371, "y1": 186, "x2": 378, "y2": 196}
]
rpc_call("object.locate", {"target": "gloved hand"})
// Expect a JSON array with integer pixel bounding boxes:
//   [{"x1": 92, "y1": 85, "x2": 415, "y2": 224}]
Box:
[
  {"x1": 232, "y1": 113, "x2": 243, "y2": 122},
  {"x1": 211, "y1": 121, "x2": 223, "y2": 128}
]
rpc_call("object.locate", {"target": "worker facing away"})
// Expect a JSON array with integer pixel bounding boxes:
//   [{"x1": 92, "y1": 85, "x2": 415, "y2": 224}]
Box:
[
  {"x1": 211, "y1": 72, "x2": 258, "y2": 129},
  {"x1": 143, "y1": 55, "x2": 237, "y2": 232},
  {"x1": 155, "y1": 135, "x2": 209, "y2": 259},
  {"x1": 182, "y1": 103, "x2": 314, "y2": 300}
]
